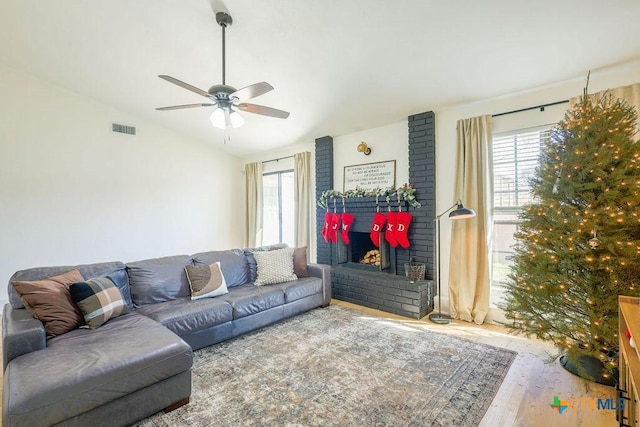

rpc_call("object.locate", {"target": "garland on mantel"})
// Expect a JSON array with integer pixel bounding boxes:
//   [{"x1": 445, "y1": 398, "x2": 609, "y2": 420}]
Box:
[{"x1": 317, "y1": 183, "x2": 421, "y2": 209}]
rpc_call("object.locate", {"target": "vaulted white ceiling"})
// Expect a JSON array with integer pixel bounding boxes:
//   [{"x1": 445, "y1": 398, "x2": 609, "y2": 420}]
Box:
[{"x1": 2, "y1": 1, "x2": 639, "y2": 156}]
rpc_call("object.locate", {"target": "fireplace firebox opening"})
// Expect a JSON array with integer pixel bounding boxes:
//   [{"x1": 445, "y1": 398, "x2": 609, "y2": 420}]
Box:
[{"x1": 337, "y1": 231, "x2": 395, "y2": 273}]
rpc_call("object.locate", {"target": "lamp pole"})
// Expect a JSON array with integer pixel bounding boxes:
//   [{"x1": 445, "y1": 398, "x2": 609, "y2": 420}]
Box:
[{"x1": 429, "y1": 201, "x2": 476, "y2": 324}]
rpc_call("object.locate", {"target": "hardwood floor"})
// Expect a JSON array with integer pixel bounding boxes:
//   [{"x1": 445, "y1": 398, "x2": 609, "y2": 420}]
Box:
[
  {"x1": 0, "y1": 303, "x2": 618, "y2": 427},
  {"x1": 332, "y1": 300, "x2": 618, "y2": 427}
]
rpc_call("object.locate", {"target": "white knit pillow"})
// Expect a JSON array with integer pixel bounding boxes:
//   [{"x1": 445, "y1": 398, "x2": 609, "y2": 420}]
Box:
[{"x1": 254, "y1": 247, "x2": 297, "y2": 286}]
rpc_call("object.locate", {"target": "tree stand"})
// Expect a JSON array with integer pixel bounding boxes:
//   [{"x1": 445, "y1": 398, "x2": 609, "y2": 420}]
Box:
[{"x1": 559, "y1": 354, "x2": 617, "y2": 387}]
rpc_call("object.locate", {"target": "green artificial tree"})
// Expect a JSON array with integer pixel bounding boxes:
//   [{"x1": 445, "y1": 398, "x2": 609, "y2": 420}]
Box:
[{"x1": 502, "y1": 89, "x2": 640, "y2": 384}]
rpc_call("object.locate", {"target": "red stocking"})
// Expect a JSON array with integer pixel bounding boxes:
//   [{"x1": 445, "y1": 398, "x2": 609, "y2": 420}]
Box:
[
  {"x1": 329, "y1": 212, "x2": 341, "y2": 244},
  {"x1": 395, "y1": 212, "x2": 413, "y2": 248},
  {"x1": 385, "y1": 211, "x2": 398, "y2": 247},
  {"x1": 322, "y1": 212, "x2": 331, "y2": 243},
  {"x1": 370, "y1": 212, "x2": 387, "y2": 247},
  {"x1": 341, "y1": 212, "x2": 355, "y2": 245}
]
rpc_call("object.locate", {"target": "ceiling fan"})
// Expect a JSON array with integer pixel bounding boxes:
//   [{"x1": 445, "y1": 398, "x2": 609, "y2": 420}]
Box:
[{"x1": 156, "y1": 12, "x2": 289, "y2": 130}]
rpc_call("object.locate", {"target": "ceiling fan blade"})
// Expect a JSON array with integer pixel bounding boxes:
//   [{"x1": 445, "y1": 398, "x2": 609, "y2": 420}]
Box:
[
  {"x1": 231, "y1": 82, "x2": 274, "y2": 103},
  {"x1": 158, "y1": 75, "x2": 210, "y2": 98},
  {"x1": 156, "y1": 103, "x2": 215, "y2": 111},
  {"x1": 237, "y1": 103, "x2": 290, "y2": 119}
]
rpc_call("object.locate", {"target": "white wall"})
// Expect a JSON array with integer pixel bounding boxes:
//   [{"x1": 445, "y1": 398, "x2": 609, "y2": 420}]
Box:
[
  {"x1": 435, "y1": 60, "x2": 640, "y2": 322},
  {"x1": 0, "y1": 64, "x2": 243, "y2": 305},
  {"x1": 333, "y1": 122, "x2": 409, "y2": 191}
]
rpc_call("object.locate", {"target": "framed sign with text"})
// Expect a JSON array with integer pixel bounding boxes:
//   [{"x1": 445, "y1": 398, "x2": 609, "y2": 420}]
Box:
[{"x1": 343, "y1": 160, "x2": 396, "y2": 191}]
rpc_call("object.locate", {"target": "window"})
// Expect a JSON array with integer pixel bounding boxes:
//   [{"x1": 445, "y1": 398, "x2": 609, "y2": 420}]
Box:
[
  {"x1": 491, "y1": 126, "x2": 552, "y2": 306},
  {"x1": 262, "y1": 170, "x2": 295, "y2": 246}
]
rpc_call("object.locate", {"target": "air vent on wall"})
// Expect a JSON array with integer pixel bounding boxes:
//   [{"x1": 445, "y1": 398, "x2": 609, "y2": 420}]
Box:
[{"x1": 112, "y1": 123, "x2": 136, "y2": 135}]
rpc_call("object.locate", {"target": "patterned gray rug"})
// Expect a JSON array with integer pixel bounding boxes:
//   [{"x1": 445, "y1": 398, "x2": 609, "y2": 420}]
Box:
[{"x1": 137, "y1": 305, "x2": 516, "y2": 427}]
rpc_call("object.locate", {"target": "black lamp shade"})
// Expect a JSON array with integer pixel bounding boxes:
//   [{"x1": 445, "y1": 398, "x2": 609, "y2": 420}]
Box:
[{"x1": 449, "y1": 203, "x2": 476, "y2": 219}]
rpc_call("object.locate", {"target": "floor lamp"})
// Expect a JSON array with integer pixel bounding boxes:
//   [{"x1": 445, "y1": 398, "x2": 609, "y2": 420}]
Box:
[{"x1": 428, "y1": 200, "x2": 476, "y2": 324}]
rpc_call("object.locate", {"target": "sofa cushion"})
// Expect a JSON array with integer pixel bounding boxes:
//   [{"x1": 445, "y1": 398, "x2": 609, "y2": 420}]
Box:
[
  {"x1": 135, "y1": 297, "x2": 233, "y2": 336},
  {"x1": 11, "y1": 269, "x2": 86, "y2": 338},
  {"x1": 254, "y1": 247, "x2": 297, "y2": 286},
  {"x1": 4, "y1": 313, "x2": 193, "y2": 427},
  {"x1": 106, "y1": 267, "x2": 134, "y2": 310},
  {"x1": 218, "y1": 284, "x2": 285, "y2": 319},
  {"x1": 190, "y1": 249, "x2": 248, "y2": 288},
  {"x1": 127, "y1": 255, "x2": 191, "y2": 308},
  {"x1": 69, "y1": 277, "x2": 129, "y2": 329},
  {"x1": 185, "y1": 262, "x2": 229, "y2": 300},
  {"x1": 8, "y1": 261, "x2": 131, "y2": 310},
  {"x1": 268, "y1": 276, "x2": 323, "y2": 303}
]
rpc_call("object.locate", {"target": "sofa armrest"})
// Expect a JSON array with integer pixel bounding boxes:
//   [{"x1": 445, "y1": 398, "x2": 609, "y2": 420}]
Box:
[
  {"x1": 3, "y1": 304, "x2": 46, "y2": 371},
  {"x1": 307, "y1": 263, "x2": 331, "y2": 307}
]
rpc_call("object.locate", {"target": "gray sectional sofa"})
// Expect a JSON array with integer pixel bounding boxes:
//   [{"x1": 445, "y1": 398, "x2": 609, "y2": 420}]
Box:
[{"x1": 2, "y1": 246, "x2": 331, "y2": 427}]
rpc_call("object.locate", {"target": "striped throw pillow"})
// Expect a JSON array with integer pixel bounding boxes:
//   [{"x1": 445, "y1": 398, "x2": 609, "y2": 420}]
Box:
[{"x1": 69, "y1": 277, "x2": 129, "y2": 329}]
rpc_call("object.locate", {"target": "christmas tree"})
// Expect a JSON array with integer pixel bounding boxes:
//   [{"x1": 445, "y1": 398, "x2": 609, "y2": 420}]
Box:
[{"x1": 502, "y1": 89, "x2": 640, "y2": 383}]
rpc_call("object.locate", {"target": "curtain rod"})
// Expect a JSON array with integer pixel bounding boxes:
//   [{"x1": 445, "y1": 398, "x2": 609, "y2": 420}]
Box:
[
  {"x1": 262, "y1": 155, "x2": 293, "y2": 164},
  {"x1": 492, "y1": 99, "x2": 569, "y2": 118}
]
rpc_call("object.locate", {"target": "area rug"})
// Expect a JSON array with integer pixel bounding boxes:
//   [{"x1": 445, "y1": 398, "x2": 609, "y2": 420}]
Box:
[{"x1": 137, "y1": 305, "x2": 516, "y2": 427}]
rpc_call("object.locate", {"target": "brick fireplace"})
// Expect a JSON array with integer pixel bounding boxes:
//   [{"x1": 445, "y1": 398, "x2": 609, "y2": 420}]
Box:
[{"x1": 315, "y1": 112, "x2": 436, "y2": 319}]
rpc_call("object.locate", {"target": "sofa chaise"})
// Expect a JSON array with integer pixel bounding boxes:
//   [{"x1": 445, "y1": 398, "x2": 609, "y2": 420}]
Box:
[{"x1": 2, "y1": 245, "x2": 331, "y2": 427}]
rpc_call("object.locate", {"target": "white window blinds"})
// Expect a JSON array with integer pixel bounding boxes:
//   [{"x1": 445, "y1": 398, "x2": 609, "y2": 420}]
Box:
[{"x1": 493, "y1": 125, "x2": 552, "y2": 209}]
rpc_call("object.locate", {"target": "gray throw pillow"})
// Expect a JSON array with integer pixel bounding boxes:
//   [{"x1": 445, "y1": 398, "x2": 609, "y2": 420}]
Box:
[{"x1": 254, "y1": 247, "x2": 297, "y2": 286}]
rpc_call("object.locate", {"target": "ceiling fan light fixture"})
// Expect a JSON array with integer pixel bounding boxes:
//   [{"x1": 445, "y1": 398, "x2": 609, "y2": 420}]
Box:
[
  {"x1": 210, "y1": 108, "x2": 226, "y2": 129},
  {"x1": 229, "y1": 108, "x2": 244, "y2": 128},
  {"x1": 210, "y1": 107, "x2": 244, "y2": 129}
]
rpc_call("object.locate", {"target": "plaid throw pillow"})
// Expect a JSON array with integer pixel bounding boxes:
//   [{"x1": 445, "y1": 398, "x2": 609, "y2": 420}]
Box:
[{"x1": 69, "y1": 277, "x2": 129, "y2": 329}]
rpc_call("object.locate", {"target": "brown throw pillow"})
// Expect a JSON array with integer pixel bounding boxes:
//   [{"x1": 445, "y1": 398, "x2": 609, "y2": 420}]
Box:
[
  {"x1": 293, "y1": 247, "x2": 309, "y2": 277},
  {"x1": 12, "y1": 269, "x2": 86, "y2": 338},
  {"x1": 185, "y1": 262, "x2": 229, "y2": 300}
]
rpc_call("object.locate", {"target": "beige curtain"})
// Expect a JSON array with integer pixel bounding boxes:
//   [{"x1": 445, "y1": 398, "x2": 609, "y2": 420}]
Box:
[
  {"x1": 244, "y1": 162, "x2": 263, "y2": 248},
  {"x1": 294, "y1": 152, "x2": 311, "y2": 249},
  {"x1": 449, "y1": 115, "x2": 493, "y2": 324},
  {"x1": 570, "y1": 82, "x2": 640, "y2": 138}
]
